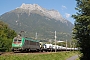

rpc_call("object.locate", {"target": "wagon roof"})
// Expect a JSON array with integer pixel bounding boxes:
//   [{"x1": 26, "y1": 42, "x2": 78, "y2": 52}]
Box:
[{"x1": 24, "y1": 37, "x2": 39, "y2": 42}]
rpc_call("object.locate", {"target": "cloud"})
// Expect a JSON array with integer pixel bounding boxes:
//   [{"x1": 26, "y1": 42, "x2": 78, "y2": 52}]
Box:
[
  {"x1": 65, "y1": 13, "x2": 71, "y2": 18},
  {"x1": 61, "y1": 5, "x2": 67, "y2": 10}
]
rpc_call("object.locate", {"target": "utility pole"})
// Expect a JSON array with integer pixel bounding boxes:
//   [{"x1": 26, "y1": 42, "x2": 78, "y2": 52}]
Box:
[
  {"x1": 55, "y1": 31, "x2": 56, "y2": 52},
  {"x1": 70, "y1": 40, "x2": 71, "y2": 51},
  {"x1": 66, "y1": 35, "x2": 67, "y2": 51},
  {"x1": 66, "y1": 39, "x2": 67, "y2": 51},
  {"x1": 35, "y1": 32, "x2": 37, "y2": 39}
]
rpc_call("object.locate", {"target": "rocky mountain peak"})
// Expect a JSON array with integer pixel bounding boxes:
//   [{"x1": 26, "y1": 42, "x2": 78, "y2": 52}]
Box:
[
  {"x1": 20, "y1": 3, "x2": 43, "y2": 11},
  {"x1": 19, "y1": 3, "x2": 67, "y2": 23}
]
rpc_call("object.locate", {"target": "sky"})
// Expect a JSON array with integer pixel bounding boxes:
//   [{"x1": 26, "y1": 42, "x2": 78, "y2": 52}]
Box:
[{"x1": 0, "y1": 0, "x2": 77, "y2": 24}]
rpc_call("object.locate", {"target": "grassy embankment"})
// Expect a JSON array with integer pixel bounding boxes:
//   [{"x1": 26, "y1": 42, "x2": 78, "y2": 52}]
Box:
[{"x1": 0, "y1": 51, "x2": 78, "y2": 60}]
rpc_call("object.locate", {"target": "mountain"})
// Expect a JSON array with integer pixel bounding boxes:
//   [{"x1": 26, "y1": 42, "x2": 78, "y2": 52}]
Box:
[{"x1": 0, "y1": 3, "x2": 73, "y2": 41}]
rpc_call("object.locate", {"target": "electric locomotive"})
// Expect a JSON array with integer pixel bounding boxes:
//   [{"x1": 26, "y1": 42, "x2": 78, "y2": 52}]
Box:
[{"x1": 12, "y1": 34, "x2": 40, "y2": 52}]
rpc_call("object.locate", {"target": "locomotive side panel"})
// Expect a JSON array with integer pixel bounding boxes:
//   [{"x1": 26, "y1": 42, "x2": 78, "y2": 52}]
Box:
[{"x1": 23, "y1": 40, "x2": 40, "y2": 51}]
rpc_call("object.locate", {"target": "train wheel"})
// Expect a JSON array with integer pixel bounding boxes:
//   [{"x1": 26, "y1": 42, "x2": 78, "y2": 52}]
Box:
[{"x1": 36, "y1": 49, "x2": 39, "y2": 52}]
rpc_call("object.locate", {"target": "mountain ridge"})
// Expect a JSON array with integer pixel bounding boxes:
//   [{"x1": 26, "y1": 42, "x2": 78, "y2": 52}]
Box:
[
  {"x1": 11, "y1": 3, "x2": 70, "y2": 23},
  {"x1": 0, "y1": 3, "x2": 73, "y2": 41}
]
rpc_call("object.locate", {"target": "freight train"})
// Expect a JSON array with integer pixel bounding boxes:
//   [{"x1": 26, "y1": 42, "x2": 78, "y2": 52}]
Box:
[{"x1": 12, "y1": 35, "x2": 78, "y2": 52}]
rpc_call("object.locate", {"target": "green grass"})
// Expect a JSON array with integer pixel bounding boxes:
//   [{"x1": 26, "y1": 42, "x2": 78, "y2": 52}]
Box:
[
  {"x1": 0, "y1": 51, "x2": 78, "y2": 60},
  {"x1": 76, "y1": 58, "x2": 80, "y2": 60}
]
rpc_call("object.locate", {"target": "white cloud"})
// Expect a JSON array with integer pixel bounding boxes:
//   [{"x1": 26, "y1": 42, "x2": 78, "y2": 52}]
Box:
[
  {"x1": 61, "y1": 5, "x2": 67, "y2": 10},
  {"x1": 65, "y1": 13, "x2": 71, "y2": 18}
]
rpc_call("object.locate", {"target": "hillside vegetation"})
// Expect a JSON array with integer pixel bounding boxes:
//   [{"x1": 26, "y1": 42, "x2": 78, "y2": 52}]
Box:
[{"x1": 0, "y1": 20, "x2": 16, "y2": 51}]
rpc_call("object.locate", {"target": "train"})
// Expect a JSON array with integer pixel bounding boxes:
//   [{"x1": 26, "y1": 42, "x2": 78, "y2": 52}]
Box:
[
  {"x1": 11, "y1": 34, "x2": 78, "y2": 52},
  {"x1": 12, "y1": 34, "x2": 40, "y2": 52}
]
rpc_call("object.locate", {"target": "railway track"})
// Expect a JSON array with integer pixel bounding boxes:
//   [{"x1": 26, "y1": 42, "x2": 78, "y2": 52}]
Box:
[
  {"x1": 0, "y1": 51, "x2": 57, "y2": 56},
  {"x1": 0, "y1": 52, "x2": 14, "y2": 55}
]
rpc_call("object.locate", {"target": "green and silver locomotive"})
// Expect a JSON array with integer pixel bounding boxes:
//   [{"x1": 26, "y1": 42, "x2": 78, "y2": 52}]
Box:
[{"x1": 12, "y1": 34, "x2": 40, "y2": 52}]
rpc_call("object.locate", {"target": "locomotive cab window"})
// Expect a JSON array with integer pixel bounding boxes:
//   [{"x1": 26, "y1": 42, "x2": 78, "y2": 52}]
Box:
[
  {"x1": 18, "y1": 40, "x2": 21, "y2": 43},
  {"x1": 14, "y1": 39, "x2": 17, "y2": 42}
]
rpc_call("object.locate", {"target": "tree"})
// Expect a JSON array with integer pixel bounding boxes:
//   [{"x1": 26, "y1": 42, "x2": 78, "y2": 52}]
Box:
[
  {"x1": 0, "y1": 21, "x2": 17, "y2": 51},
  {"x1": 72, "y1": 0, "x2": 90, "y2": 60}
]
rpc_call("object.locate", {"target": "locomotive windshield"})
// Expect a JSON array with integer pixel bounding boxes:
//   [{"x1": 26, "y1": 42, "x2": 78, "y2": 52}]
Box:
[
  {"x1": 14, "y1": 39, "x2": 17, "y2": 42},
  {"x1": 13, "y1": 34, "x2": 22, "y2": 42},
  {"x1": 14, "y1": 39, "x2": 21, "y2": 42},
  {"x1": 18, "y1": 40, "x2": 21, "y2": 42},
  {"x1": 13, "y1": 36, "x2": 22, "y2": 43}
]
